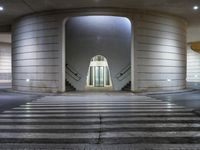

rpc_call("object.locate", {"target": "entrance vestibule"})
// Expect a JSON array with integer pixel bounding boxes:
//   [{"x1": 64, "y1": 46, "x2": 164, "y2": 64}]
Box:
[{"x1": 86, "y1": 55, "x2": 112, "y2": 89}]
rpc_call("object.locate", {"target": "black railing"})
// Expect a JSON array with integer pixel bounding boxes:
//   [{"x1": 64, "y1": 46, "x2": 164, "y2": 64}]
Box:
[
  {"x1": 116, "y1": 64, "x2": 131, "y2": 81},
  {"x1": 65, "y1": 64, "x2": 81, "y2": 81}
]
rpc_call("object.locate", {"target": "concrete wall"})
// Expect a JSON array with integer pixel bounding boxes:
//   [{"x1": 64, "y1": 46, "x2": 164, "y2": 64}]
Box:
[
  {"x1": 66, "y1": 16, "x2": 131, "y2": 90},
  {"x1": 0, "y1": 42, "x2": 11, "y2": 88},
  {"x1": 187, "y1": 45, "x2": 200, "y2": 89},
  {"x1": 12, "y1": 9, "x2": 187, "y2": 92},
  {"x1": 12, "y1": 15, "x2": 60, "y2": 92},
  {"x1": 133, "y1": 13, "x2": 187, "y2": 91}
]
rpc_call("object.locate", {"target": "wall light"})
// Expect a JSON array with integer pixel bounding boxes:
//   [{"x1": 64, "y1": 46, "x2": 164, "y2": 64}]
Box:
[
  {"x1": 26, "y1": 79, "x2": 30, "y2": 82},
  {"x1": 193, "y1": 5, "x2": 199, "y2": 10},
  {"x1": 0, "y1": 6, "x2": 4, "y2": 11},
  {"x1": 167, "y1": 79, "x2": 171, "y2": 82},
  {"x1": 195, "y1": 75, "x2": 198, "y2": 78}
]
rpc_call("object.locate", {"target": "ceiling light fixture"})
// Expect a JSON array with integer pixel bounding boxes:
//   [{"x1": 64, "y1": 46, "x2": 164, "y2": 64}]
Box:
[
  {"x1": 0, "y1": 6, "x2": 4, "y2": 11},
  {"x1": 193, "y1": 5, "x2": 199, "y2": 10}
]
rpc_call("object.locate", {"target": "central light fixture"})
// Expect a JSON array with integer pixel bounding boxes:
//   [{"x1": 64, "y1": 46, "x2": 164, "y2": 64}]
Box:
[
  {"x1": 0, "y1": 6, "x2": 4, "y2": 11},
  {"x1": 193, "y1": 5, "x2": 199, "y2": 10}
]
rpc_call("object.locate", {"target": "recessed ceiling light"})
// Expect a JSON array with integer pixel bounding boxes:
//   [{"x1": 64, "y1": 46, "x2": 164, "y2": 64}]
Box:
[
  {"x1": 193, "y1": 5, "x2": 199, "y2": 10},
  {"x1": 0, "y1": 6, "x2": 4, "y2": 11}
]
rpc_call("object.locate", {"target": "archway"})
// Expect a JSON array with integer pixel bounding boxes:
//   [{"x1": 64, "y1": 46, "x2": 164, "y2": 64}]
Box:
[
  {"x1": 86, "y1": 55, "x2": 112, "y2": 90},
  {"x1": 63, "y1": 15, "x2": 133, "y2": 91}
]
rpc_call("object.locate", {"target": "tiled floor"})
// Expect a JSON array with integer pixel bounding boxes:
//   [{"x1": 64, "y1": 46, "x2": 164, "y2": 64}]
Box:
[{"x1": 0, "y1": 92, "x2": 200, "y2": 149}]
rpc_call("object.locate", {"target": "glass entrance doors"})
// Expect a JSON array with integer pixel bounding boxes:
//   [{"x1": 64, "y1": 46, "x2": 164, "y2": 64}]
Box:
[
  {"x1": 94, "y1": 66, "x2": 104, "y2": 87},
  {"x1": 87, "y1": 55, "x2": 112, "y2": 89}
]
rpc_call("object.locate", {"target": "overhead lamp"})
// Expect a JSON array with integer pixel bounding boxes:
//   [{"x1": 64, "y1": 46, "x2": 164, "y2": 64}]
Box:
[
  {"x1": 193, "y1": 5, "x2": 199, "y2": 10},
  {"x1": 0, "y1": 6, "x2": 4, "y2": 11}
]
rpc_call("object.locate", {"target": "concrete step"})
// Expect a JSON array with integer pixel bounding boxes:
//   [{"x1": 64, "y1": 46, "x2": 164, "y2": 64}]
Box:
[{"x1": 0, "y1": 94, "x2": 200, "y2": 145}]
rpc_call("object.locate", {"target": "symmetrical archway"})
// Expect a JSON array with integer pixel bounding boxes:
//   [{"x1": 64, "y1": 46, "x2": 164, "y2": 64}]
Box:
[
  {"x1": 64, "y1": 15, "x2": 132, "y2": 91},
  {"x1": 86, "y1": 55, "x2": 112, "y2": 90}
]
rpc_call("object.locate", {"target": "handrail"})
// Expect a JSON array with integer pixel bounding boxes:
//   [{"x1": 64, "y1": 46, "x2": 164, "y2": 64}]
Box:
[
  {"x1": 65, "y1": 64, "x2": 81, "y2": 81},
  {"x1": 116, "y1": 64, "x2": 131, "y2": 81}
]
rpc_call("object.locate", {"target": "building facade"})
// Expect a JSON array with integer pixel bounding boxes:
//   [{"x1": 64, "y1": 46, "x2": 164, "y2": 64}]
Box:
[{"x1": 12, "y1": 9, "x2": 187, "y2": 92}]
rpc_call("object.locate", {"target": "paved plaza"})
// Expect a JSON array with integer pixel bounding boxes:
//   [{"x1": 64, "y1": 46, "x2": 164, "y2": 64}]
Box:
[{"x1": 0, "y1": 91, "x2": 200, "y2": 149}]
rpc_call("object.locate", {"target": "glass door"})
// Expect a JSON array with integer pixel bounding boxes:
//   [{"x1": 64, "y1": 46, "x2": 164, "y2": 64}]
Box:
[{"x1": 94, "y1": 66, "x2": 104, "y2": 87}]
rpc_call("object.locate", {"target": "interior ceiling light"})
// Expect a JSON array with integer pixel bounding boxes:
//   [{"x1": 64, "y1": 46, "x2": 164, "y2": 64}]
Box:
[
  {"x1": 0, "y1": 6, "x2": 4, "y2": 11},
  {"x1": 193, "y1": 5, "x2": 199, "y2": 10}
]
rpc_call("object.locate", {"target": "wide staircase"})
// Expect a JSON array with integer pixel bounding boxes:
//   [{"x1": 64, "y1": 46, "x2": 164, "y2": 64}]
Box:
[{"x1": 0, "y1": 93, "x2": 200, "y2": 149}]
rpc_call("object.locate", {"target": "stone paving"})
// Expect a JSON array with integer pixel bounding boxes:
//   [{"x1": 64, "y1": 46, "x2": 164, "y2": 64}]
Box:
[{"x1": 0, "y1": 92, "x2": 200, "y2": 149}]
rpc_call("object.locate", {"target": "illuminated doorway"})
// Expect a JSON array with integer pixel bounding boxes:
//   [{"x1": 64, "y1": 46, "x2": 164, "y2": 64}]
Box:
[
  {"x1": 64, "y1": 15, "x2": 132, "y2": 91},
  {"x1": 86, "y1": 55, "x2": 112, "y2": 89}
]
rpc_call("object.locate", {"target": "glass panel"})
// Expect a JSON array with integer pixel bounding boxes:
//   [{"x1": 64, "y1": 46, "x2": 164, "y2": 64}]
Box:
[
  {"x1": 99, "y1": 66, "x2": 104, "y2": 87},
  {"x1": 105, "y1": 67, "x2": 110, "y2": 85},
  {"x1": 89, "y1": 67, "x2": 93, "y2": 85},
  {"x1": 94, "y1": 66, "x2": 104, "y2": 87},
  {"x1": 94, "y1": 67, "x2": 99, "y2": 87},
  {"x1": 87, "y1": 55, "x2": 112, "y2": 88}
]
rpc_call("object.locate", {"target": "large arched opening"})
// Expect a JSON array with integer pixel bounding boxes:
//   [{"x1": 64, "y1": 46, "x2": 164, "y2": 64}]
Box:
[{"x1": 63, "y1": 15, "x2": 133, "y2": 91}]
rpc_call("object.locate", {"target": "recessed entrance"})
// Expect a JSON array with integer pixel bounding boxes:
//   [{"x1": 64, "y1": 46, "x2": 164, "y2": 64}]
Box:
[
  {"x1": 86, "y1": 55, "x2": 112, "y2": 89},
  {"x1": 64, "y1": 15, "x2": 132, "y2": 91}
]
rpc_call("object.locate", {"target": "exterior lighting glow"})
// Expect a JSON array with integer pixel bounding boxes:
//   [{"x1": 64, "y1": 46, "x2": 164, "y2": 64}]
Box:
[
  {"x1": 193, "y1": 6, "x2": 199, "y2": 10},
  {"x1": 167, "y1": 79, "x2": 171, "y2": 82},
  {"x1": 26, "y1": 79, "x2": 30, "y2": 82},
  {"x1": 0, "y1": 6, "x2": 4, "y2": 11}
]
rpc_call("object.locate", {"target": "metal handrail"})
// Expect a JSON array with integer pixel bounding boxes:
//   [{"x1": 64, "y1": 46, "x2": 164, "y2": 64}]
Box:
[
  {"x1": 65, "y1": 64, "x2": 81, "y2": 81},
  {"x1": 116, "y1": 64, "x2": 131, "y2": 81}
]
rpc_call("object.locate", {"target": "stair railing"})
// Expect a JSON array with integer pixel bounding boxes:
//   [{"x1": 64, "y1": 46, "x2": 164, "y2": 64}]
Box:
[
  {"x1": 65, "y1": 64, "x2": 81, "y2": 81},
  {"x1": 115, "y1": 64, "x2": 131, "y2": 81}
]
